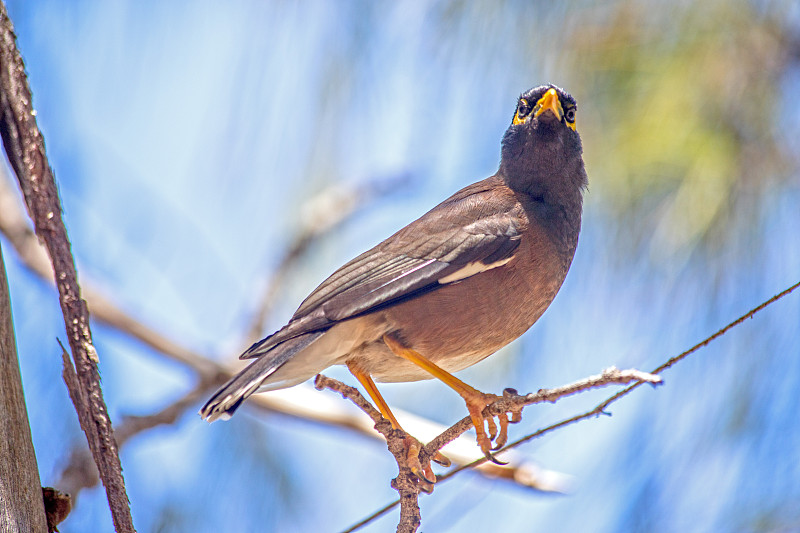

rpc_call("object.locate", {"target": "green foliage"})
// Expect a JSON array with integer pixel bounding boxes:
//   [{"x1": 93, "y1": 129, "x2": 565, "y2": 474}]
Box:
[{"x1": 567, "y1": 0, "x2": 794, "y2": 256}]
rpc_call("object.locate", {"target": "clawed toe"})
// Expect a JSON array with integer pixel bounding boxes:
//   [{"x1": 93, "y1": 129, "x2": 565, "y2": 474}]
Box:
[
  {"x1": 463, "y1": 391, "x2": 522, "y2": 462},
  {"x1": 403, "y1": 435, "x2": 449, "y2": 492},
  {"x1": 405, "y1": 437, "x2": 435, "y2": 484},
  {"x1": 432, "y1": 450, "x2": 451, "y2": 467}
]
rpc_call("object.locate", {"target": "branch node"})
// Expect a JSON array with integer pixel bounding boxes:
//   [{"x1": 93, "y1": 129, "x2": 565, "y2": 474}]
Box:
[{"x1": 42, "y1": 487, "x2": 71, "y2": 533}]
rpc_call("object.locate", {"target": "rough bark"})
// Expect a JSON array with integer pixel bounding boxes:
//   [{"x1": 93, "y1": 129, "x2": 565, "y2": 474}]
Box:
[
  {"x1": 0, "y1": 242, "x2": 48, "y2": 533},
  {"x1": 0, "y1": 4, "x2": 135, "y2": 531}
]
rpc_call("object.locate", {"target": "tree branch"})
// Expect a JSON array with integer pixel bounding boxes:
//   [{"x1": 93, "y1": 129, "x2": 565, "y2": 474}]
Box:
[
  {"x1": 316, "y1": 367, "x2": 660, "y2": 533},
  {"x1": 314, "y1": 374, "x2": 423, "y2": 533},
  {"x1": 423, "y1": 367, "x2": 661, "y2": 459},
  {"x1": 0, "y1": 5, "x2": 134, "y2": 531}
]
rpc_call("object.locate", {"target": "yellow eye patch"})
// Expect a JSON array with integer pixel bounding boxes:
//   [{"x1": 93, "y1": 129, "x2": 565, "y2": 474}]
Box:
[
  {"x1": 563, "y1": 105, "x2": 577, "y2": 131},
  {"x1": 513, "y1": 99, "x2": 531, "y2": 125}
]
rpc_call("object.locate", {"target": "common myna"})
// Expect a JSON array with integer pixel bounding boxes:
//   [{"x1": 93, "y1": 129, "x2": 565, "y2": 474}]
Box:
[{"x1": 201, "y1": 85, "x2": 587, "y2": 480}]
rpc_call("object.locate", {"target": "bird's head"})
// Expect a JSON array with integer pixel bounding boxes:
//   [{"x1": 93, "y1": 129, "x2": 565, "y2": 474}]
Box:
[{"x1": 500, "y1": 85, "x2": 586, "y2": 194}]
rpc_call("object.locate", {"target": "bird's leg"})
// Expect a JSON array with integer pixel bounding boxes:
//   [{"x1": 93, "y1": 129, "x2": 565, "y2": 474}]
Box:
[
  {"x1": 383, "y1": 333, "x2": 514, "y2": 464},
  {"x1": 346, "y1": 360, "x2": 450, "y2": 490}
]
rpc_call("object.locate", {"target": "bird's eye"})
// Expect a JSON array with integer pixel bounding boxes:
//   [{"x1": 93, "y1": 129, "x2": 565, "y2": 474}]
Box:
[
  {"x1": 564, "y1": 107, "x2": 576, "y2": 123},
  {"x1": 517, "y1": 100, "x2": 532, "y2": 118}
]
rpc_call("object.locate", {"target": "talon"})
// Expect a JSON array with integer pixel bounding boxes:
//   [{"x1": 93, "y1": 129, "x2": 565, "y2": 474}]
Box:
[
  {"x1": 482, "y1": 448, "x2": 509, "y2": 466},
  {"x1": 486, "y1": 414, "x2": 499, "y2": 441},
  {"x1": 492, "y1": 414, "x2": 510, "y2": 450},
  {"x1": 476, "y1": 432, "x2": 493, "y2": 456},
  {"x1": 405, "y1": 436, "x2": 437, "y2": 485},
  {"x1": 422, "y1": 461, "x2": 436, "y2": 490},
  {"x1": 409, "y1": 458, "x2": 436, "y2": 485},
  {"x1": 418, "y1": 481, "x2": 434, "y2": 494},
  {"x1": 461, "y1": 390, "x2": 522, "y2": 457},
  {"x1": 432, "y1": 451, "x2": 451, "y2": 467},
  {"x1": 463, "y1": 391, "x2": 502, "y2": 454}
]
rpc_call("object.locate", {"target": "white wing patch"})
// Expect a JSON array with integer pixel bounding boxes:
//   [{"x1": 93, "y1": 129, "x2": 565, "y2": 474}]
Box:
[{"x1": 437, "y1": 256, "x2": 514, "y2": 284}]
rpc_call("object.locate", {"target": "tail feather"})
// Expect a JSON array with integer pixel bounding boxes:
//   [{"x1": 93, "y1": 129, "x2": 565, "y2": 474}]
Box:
[
  {"x1": 199, "y1": 331, "x2": 324, "y2": 422},
  {"x1": 239, "y1": 312, "x2": 330, "y2": 360}
]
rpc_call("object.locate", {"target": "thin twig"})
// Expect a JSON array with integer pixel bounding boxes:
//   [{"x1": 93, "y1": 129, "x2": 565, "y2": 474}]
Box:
[
  {"x1": 0, "y1": 6, "x2": 135, "y2": 532},
  {"x1": 340, "y1": 500, "x2": 398, "y2": 533},
  {"x1": 344, "y1": 280, "x2": 800, "y2": 532},
  {"x1": 423, "y1": 367, "x2": 661, "y2": 459}
]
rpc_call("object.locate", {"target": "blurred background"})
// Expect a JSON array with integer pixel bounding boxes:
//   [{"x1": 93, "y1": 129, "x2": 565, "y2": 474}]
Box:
[{"x1": 3, "y1": 1, "x2": 800, "y2": 531}]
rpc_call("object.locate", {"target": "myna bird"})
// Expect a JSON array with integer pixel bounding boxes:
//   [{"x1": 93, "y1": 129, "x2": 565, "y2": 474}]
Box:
[{"x1": 201, "y1": 84, "x2": 587, "y2": 481}]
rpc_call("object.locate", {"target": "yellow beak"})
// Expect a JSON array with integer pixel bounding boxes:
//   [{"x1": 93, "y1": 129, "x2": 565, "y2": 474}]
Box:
[{"x1": 534, "y1": 88, "x2": 564, "y2": 121}]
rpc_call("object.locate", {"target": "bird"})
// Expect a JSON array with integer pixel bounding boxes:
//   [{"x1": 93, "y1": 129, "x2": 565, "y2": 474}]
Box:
[{"x1": 201, "y1": 84, "x2": 587, "y2": 483}]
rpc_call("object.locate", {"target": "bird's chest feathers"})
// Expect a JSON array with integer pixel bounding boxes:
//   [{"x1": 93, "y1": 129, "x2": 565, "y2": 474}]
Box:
[{"x1": 382, "y1": 233, "x2": 565, "y2": 367}]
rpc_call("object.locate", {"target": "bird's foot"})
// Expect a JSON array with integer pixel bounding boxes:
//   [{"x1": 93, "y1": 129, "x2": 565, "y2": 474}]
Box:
[
  {"x1": 463, "y1": 391, "x2": 522, "y2": 464},
  {"x1": 402, "y1": 435, "x2": 451, "y2": 493}
]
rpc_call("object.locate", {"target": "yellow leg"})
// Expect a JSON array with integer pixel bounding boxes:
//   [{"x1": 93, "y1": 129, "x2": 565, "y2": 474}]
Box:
[
  {"x1": 347, "y1": 360, "x2": 403, "y2": 430},
  {"x1": 346, "y1": 360, "x2": 450, "y2": 485},
  {"x1": 383, "y1": 333, "x2": 510, "y2": 462},
  {"x1": 382, "y1": 334, "x2": 484, "y2": 398}
]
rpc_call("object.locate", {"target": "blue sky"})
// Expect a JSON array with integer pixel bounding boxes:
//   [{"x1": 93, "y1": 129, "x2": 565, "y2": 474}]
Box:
[{"x1": 3, "y1": 1, "x2": 800, "y2": 532}]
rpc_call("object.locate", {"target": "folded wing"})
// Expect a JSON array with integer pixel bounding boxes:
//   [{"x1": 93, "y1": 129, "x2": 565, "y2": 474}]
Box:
[{"x1": 242, "y1": 178, "x2": 523, "y2": 359}]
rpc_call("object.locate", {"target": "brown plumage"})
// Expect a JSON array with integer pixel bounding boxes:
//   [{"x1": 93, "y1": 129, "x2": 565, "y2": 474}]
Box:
[{"x1": 201, "y1": 84, "x2": 587, "y2": 471}]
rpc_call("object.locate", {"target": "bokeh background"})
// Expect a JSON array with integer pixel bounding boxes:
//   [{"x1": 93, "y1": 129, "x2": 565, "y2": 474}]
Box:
[{"x1": 3, "y1": 1, "x2": 800, "y2": 531}]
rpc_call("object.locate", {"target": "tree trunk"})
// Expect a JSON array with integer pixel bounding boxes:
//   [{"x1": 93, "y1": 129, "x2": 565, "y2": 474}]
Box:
[{"x1": 0, "y1": 241, "x2": 48, "y2": 533}]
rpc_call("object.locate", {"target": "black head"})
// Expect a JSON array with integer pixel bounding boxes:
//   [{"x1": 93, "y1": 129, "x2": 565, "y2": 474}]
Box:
[{"x1": 499, "y1": 84, "x2": 587, "y2": 195}]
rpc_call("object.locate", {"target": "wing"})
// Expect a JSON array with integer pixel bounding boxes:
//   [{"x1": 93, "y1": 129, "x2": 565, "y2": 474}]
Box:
[{"x1": 242, "y1": 176, "x2": 524, "y2": 359}]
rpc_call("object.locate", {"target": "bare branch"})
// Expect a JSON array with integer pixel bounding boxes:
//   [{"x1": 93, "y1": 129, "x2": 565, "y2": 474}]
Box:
[
  {"x1": 316, "y1": 367, "x2": 660, "y2": 533},
  {"x1": 0, "y1": 6, "x2": 134, "y2": 531},
  {"x1": 315, "y1": 374, "x2": 423, "y2": 533},
  {"x1": 423, "y1": 366, "x2": 661, "y2": 458}
]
